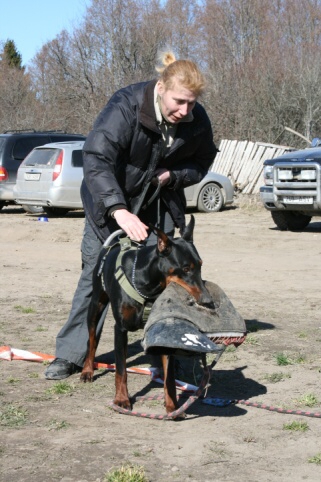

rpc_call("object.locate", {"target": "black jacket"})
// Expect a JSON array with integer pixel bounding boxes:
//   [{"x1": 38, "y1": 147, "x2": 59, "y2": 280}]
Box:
[{"x1": 81, "y1": 79, "x2": 218, "y2": 241}]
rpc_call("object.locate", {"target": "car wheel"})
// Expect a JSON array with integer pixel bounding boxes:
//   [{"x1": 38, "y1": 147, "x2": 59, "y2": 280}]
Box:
[
  {"x1": 43, "y1": 207, "x2": 69, "y2": 217},
  {"x1": 197, "y1": 183, "x2": 224, "y2": 212},
  {"x1": 22, "y1": 204, "x2": 44, "y2": 214},
  {"x1": 271, "y1": 211, "x2": 311, "y2": 231}
]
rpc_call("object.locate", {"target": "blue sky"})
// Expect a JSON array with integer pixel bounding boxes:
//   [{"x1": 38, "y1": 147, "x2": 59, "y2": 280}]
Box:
[{"x1": 0, "y1": 0, "x2": 89, "y2": 67}]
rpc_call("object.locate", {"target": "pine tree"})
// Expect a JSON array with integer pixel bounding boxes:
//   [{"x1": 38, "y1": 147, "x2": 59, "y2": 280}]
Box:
[{"x1": 1, "y1": 39, "x2": 23, "y2": 69}]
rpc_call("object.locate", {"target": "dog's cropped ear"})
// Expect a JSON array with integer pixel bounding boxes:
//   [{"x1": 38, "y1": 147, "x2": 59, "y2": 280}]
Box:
[
  {"x1": 182, "y1": 215, "x2": 195, "y2": 242},
  {"x1": 149, "y1": 224, "x2": 173, "y2": 256}
]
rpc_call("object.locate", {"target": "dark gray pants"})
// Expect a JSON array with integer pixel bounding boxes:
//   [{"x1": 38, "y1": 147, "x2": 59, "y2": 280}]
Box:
[{"x1": 55, "y1": 206, "x2": 175, "y2": 366}]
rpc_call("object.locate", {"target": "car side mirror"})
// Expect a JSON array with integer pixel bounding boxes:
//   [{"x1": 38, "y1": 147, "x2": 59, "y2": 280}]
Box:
[{"x1": 311, "y1": 137, "x2": 321, "y2": 147}]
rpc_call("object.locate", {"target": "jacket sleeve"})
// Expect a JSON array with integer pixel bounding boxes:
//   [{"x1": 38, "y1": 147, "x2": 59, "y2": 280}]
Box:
[{"x1": 82, "y1": 90, "x2": 135, "y2": 213}]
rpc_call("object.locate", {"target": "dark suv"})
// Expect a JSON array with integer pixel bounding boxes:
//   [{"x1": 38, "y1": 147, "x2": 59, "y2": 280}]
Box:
[
  {"x1": 260, "y1": 137, "x2": 321, "y2": 230},
  {"x1": 0, "y1": 130, "x2": 86, "y2": 212}
]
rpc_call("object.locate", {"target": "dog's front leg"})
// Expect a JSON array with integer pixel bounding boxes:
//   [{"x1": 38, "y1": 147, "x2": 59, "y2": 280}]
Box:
[
  {"x1": 81, "y1": 293, "x2": 107, "y2": 383},
  {"x1": 161, "y1": 355, "x2": 180, "y2": 415},
  {"x1": 114, "y1": 324, "x2": 131, "y2": 409}
]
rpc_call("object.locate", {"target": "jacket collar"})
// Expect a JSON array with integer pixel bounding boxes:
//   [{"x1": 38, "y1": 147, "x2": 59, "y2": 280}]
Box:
[{"x1": 140, "y1": 80, "x2": 160, "y2": 134}]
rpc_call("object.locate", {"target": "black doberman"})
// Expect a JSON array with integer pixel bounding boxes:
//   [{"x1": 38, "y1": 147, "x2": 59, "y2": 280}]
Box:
[{"x1": 80, "y1": 215, "x2": 213, "y2": 415}]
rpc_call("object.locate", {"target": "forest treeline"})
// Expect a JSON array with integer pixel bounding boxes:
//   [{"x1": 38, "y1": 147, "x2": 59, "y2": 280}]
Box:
[{"x1": 1, "y1": 0, "x2": 321, "y2": 149}]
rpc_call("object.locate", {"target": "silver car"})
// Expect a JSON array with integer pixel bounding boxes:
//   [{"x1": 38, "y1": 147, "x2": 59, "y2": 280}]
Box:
[
  {"x1": 185, "y1": 171, "x2": 234, "y2": 212},
  {"x1": 14, "y1": 140, "x2": 234, "y2": 215},
  {"x1": 14, "y1": 140, "x2": 85, "y2": 215}
]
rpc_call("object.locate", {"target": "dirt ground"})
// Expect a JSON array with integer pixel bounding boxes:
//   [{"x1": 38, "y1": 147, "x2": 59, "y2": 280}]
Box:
[{"x1": 1, "y1": 198, "x2": 321, "y2": 482}]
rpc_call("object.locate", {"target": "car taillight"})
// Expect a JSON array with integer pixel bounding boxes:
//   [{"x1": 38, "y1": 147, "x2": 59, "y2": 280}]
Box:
[
  {"x1": 0, "y1": 166, "x2": 9, "y2": 181},
  {"x1": 53, "y1": 151, "x2": 63, "y2": 181}
]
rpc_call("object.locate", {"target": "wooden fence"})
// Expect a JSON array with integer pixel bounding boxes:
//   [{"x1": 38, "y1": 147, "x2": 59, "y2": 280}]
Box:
[{"x1": 211, "y1": 140, "x2": 293, "y2": 194}]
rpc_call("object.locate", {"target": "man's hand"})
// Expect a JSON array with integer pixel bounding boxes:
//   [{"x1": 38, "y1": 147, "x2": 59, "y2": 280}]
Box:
[
  {"x1": 113, "y1": 209, "x2": 149, "y2": 241},
  {"x1": 154, "y1": 168, "x2": 171, "y2": 187}
]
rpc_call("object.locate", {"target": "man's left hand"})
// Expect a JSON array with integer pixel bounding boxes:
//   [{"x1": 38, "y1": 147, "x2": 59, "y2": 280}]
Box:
[{"x1": 154, "y1": 168, "x2": 171, "y2": 187}]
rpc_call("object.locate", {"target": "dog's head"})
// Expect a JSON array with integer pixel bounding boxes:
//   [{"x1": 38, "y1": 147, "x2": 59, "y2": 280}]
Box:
[{"x1": 150, "y1": 215, "x2": 214, "y2": 307}]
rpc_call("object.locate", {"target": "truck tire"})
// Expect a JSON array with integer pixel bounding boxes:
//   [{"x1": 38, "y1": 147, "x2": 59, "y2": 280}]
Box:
[{"x1": 271, "y1": 211, "x2": 312, "y2": 231}]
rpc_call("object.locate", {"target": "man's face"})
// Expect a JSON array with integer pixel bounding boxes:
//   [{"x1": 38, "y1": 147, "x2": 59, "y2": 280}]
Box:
[{"x1": 157, "y1": 80, "x2": 197, "y2": 124}]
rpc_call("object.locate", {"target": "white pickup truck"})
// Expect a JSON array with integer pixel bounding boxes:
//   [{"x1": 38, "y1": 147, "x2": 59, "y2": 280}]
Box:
[{"x1": 260, "y1": 138, "x2": 321, "y2": 230}]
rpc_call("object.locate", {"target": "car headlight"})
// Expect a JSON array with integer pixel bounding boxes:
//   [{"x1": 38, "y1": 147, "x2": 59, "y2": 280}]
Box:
[{"x1": 263, "y1": 165, "x2": 273, "y2": 186}]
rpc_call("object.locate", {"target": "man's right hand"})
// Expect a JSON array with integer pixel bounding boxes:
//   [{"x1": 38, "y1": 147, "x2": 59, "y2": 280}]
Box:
[{"x1": 113, "y1": 209, "x2": 149, "y2": 241}]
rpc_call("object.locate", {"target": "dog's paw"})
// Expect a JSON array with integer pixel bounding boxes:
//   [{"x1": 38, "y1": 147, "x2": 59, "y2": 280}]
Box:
[
  {"x1": 114, "y1": 397, "x2": 132, "y2": 410},
  {"x1": 80, "y1": 371, "x2": 94, "y2": 383},
  {"x1": 164, "y1": 403, "x2": 186, "y2": 419},
  {"x1": 172, "y1": 411, "x2": 186, "y2": 420}
]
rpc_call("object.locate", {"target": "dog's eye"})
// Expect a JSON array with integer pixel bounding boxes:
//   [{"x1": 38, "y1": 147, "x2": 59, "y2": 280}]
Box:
[{"x1": 183, "y1": 266, "x2": 190, "y2": 273}]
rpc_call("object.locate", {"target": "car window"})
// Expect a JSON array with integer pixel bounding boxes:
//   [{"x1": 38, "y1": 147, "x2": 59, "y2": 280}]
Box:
[
  {"x1": 12, "y1": 137, "x2": 51, "y2": 160},
  {"x1": 71, "y1": 150, "x2": 83, "y2": 167},
  {"x1": 23, "y1": 148, "x2": 61, "y2": 167},
  {"x1": 50, "y1": 135, "x2": 84, "y2": 142}
]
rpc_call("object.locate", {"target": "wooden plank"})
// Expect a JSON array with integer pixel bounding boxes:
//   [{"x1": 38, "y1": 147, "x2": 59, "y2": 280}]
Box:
[
  {"x1": 273, "y1": 147, "x2": 289, "y2": 158},
  {"x1": 256, "y1": 141, "x2": 294, "y2": 150},
  {"x1": 227, "y1": 140, "x2": 243, "y2": 175},
  {"x1": 212, "y1": 140, "x2": 225, "y2": 173},
  {"x1": 241, "y1": 145, "x2": 265, "y2": 193},
  {"x1": 213, "y1": 139, "x2": 229, "y2": 173},
  {"x1": 228, "y1": 141, "x2": 248, "y2": 176},
  {"x1": 217, "y1": 140, "x2": 238, "y2": 175},
  {"x1": 234, "y1": 141, "x2": 256, "y2": 184},
  {"x1": 236, "y1": 143, "x2": 259, "y2": 190},
  {"x1": 217, "y1": 139, "x2": 228, "y2": 159},
  {"x1": 251, "y1": 147, "x2": 276, "y2": 193},
  {"x1": 245, "y1": 147, "x2": 275, "y2": 193},
  {"x1": 215, "y1": 141, "x2": 233, "y2": 174}
]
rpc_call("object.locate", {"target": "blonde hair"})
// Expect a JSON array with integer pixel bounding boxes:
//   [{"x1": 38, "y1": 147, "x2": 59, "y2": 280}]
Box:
[{"x1": 156, "y1": 51, "x2": 205, "y2": 96}]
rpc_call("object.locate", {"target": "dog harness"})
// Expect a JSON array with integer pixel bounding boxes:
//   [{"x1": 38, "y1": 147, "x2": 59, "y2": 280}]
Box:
[{"x1": 98, "y1": 235, "x2": 153, "y2": 322}]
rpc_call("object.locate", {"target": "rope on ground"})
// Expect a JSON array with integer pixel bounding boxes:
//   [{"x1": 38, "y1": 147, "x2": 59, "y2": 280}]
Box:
[
  {"x1": 202, "y1": 397, "x2": 321, "y2": 419},
  {"x1": 109, "y1": 365, "x2": 212, "y2": 420},
  {"x1": 236, "y1": 399, "x2": 321, "y2": 418}
]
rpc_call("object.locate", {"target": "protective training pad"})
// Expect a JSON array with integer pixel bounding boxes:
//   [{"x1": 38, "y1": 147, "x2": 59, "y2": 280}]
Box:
[{"x1": 142, "y1": 281, "x2": 246, "y2": 357}]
